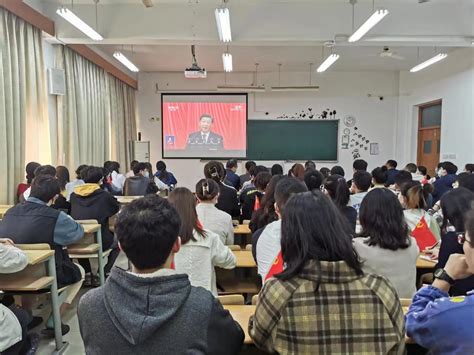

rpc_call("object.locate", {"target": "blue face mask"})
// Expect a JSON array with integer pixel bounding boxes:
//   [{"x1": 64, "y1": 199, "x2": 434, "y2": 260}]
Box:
[{"x1": 144, "y1": 171, "x2": 150, "y2": 178}]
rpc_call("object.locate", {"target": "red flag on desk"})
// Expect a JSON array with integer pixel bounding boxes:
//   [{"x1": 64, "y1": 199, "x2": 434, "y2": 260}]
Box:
[
  {"x1": 265, "y1": 251, "x2": 284, "y2": 282},
  {"x1": 254, "y1": 196, "x2": 261, "y2": 211},
  {"x1": 411, "y1": 216, "x2": 437, "y2": 251}
]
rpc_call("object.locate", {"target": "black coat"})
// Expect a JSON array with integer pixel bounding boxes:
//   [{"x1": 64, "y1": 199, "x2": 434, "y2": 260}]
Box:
[
  {"x1": 215, "y1": 183, "x2": 240, "y2": 218},
  {"x1": 186, "y1": 131, "x2": 224, "y2": 151}
]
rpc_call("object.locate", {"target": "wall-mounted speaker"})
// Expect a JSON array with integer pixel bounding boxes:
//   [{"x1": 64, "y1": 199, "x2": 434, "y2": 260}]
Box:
[{"x1": 47, "y1": 68, "x2": 66, "y2": 95}]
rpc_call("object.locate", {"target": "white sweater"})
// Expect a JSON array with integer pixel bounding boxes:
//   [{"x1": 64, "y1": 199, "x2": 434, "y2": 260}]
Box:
[
  {"x1": 196, "y1": 203, "x2": 234, "y2": 245},
  {"x1": 353, "y1": 236, "x2": 419, "y2": 298},
  {"x1": 174, "y1": 229, "x2": 236, "y2": 296}
]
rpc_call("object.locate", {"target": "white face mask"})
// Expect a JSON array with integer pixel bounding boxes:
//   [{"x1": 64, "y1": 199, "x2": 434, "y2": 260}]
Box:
[{"x1": 144, "y1": 171, "x2": 150, "y2": 178}]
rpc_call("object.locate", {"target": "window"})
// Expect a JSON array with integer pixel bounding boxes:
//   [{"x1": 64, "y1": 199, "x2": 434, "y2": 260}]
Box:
[{"x1": 421, "y1": 104, "x2": 441, "y2": 128}]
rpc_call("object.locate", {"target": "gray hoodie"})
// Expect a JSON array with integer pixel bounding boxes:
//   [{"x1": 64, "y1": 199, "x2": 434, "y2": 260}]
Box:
[{"x1": 78, "y1": 267, "x2": 243, "y2": 354}]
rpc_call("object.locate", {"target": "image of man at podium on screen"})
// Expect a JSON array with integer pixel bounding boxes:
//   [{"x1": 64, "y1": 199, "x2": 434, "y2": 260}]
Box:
[{"x1": 186, "y1": 114, "x2": 224, "y2": 152}]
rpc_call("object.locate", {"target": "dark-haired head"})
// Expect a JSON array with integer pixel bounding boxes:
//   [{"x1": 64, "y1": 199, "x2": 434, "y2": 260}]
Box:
[
  {"x1": 204, "y1": 161, "x2": 226, "y2": 183},
  {"x1": 245, "y1": 161, "x2": 256, "y2": 172},
  {"x1": 82, "y1": 166, "x2": 104, "y2": 184},
  {"x1": 271, "y1": 164, "x2": 283, "y2": 176},
  {"x1": 330, "y1": 165, "x2": 345, "y2": 177},
  {"x1": 25, "y1": 162, "x2": 41, "y2": 184},
  {"x1": 274, "y1": 177, "x2": 308, "y2": 215},
  {"x1": 320, "y1": 167, "x2": 330, "y2": 178},
  {"x1": 386, "y1": 160, "x2": 398, "y2": 169},
  {"x1": 115, "y1": 195, "x2": 181, "y2": 270},
  {"x1": 104, "y1": 161, "x2": 120, "y2": 174},
  {"x1": 156, "y1": 161, "x2": 166, "y2": 172},
  {"x1": 75, "y1": 165, "x2": 88, "y2": 180},
  {"x1": 144, "y1": 162, "x2": 153, "y2": 176},
  {"x1": 404, "y1": 163, "x2": 418, "y2": 174},
  {"x1": 251, "y1": 175, "x2": 285, "y2": 231},
  {"x1": 278, "y1": 191, "x2": 362, "y2": 281},
  {"x1": 130, "y1": 160, "x2": 139, "y2": 170},
  {"x1": 353, "y1": 159, "x2": 368, "y2": 172},
  {"x1": 439, "y1": 161, "x2": 458, "y2": 175},
  {"x1": 371, "y1": 166, "x2": 388, "y2": 185},
  {"x1": 456, "y1": 173, "x2": 474, "y2": 192},
  {"x1": 352, "y1": 171, "x2": 372, "y2": 193},
  {"x1": 465, "y1": 164, "x2": 474, "y2": 174},
  {"x1": 304, "y1": 169, "x2": 324, "y2": 191},
  {"x1": 304, "y1": 160, "x2": 316, "y2": 171},
  {"x1": 30, "y1": 175, "x2": 60, "y2": 203},
  {"x1": 250, "y1": 165, "x2": 268, "y2": 179},
  {"x1": 226, "y1": 159, "x2": 238, "y2": 170},
  {"x1": 156, "y1": 161, "x2": 170, "y2": 181},
  {"x1": 394, "y1": 170, "x2": 413, "y2": 189},
  {"x1": 195, "y1": 178, "x2": 220, "y2": 202},
  {"x1": 255, "y1": 172, "x2": 272, "y2": 191},
  {"x1": 417, "y1": 165, "x2": 427, "y2": 176},
  {"x1": 34, "y1": 165, "x2": 56, "y2": 178},
  {"x1": 56, "y1": 166, "x2": 70, "y2": 191},
  {"x1": 400, "y1": 180, "x2": 428, "y2": 210},
  {"x1": 133, "y1": 162, "x2": 148, "y2": 176},
  {"x1": 359, "y1": 188, "x2": 410, "y2": 251},
  {"x1": 288, "y1": 163, "x2": 305, "y2": 181},
  {"x1": 441, "y1": 188, "x2": 474, "y2": 232},
  {"x1": 168, "y1": 187, "x2": 206, "y2": 244},
  {"x1": 324, "y1": 174, "x2": 350, "y2": 209}
]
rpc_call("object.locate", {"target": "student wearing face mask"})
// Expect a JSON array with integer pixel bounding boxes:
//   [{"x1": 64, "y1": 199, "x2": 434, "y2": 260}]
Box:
[
  {"x1": 123, "y1": 162, "x2": 158, "y2": 196},
  {"x1": 432, "y1": 162, "x2": 458, "y2": 204}
]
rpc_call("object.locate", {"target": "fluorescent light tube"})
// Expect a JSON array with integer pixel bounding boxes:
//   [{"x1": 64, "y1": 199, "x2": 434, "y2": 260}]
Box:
[
  {"x1": 410, "y1": 53, "x2": 447, "y2": 73},
  {"x1": 56, "y1": 7, "x2": 103, "y2": 41},
  {"x1": 215, "y1": 8, "x2": 232, "y2": 42},
  {"x1": 317, "y1": 54, "x2": 340, "y2": 73},
  {"x1": 222, "y1": 53, "x2": 233, "y2": 72},
  {"x1": 348, "y1": 9, "x2": 389, "y2": 43},
  {"x1": 113, "y1": 52, "x2": 139, "y2": 72},
  {"x1": 217, "y1": 85, "x2": 265, "y2": 92},
  {"x1": 271, "y1": 86, "x2": 320, "y2": 92}
]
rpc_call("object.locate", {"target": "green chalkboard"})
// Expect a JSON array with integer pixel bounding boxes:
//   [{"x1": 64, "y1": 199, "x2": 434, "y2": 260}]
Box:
[{"x1": 247, "y1": 120, "x2": 339, "y2": 161}]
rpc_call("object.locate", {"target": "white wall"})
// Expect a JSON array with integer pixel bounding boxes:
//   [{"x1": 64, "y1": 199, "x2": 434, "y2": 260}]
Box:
[
  {"x1": 396, "y1": 48, "x2": 474, "y2": 169},
  {"x1": 137, "y1": 70, "x2": 400, "y2": 189}
]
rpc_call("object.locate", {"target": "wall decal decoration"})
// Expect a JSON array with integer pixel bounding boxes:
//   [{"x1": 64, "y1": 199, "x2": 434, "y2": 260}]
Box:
[{"x1": 277, "y1": 108, "x2": 337, "y2": 120}]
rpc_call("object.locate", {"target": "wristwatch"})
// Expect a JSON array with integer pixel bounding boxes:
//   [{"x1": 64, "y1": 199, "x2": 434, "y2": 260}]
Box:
[{"x1": 434, "y1": 268, "x2": 455, "y2": 285}]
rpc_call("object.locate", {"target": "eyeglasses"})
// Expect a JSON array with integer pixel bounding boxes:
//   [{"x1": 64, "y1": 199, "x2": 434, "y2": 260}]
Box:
[{"x1": 458, "y1": 233, "x2": 472, "y2": 245}]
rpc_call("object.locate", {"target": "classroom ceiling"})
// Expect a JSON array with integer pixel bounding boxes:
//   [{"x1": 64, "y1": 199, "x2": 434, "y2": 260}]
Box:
[{"x1": 27, "y1": 0, "x2": 474, "y2": 73}]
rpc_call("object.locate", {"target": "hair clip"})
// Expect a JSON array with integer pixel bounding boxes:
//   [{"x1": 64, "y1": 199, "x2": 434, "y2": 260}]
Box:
[{"x1": 202, "y1": 182, "x2": 210, "y2": 195}]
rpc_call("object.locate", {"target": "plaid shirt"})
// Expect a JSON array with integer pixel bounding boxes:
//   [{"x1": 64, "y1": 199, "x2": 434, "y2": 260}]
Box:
[{"x1": 249, "y1": 260, "x2": 405, "y2": 354}]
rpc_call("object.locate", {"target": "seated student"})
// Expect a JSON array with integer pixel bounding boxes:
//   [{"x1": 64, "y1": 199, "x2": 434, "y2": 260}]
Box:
[
  {"x1": 0, "y1": 239, "x2": 35, "y2": 355},
  {"x1": 400, "y1": 180, "x2": 441, "y2": 246},
  {"x1": 356, "y1": 189, "x2": 419, "y2": 298},
  {"x1": 240, "y1": 160, "x2": 256, "y2": 189},
  {"x1": 155, "y1": 161, "x2": 178, "y2": 189},
  {"x1": 406, "y1": 207, "x2": 474, "y2": 354},
  {"x1": 348, "y1": 171, "x2": 372, "y2": 213},
  {"x1": 123, "y1": 162, "x2": 158, "y2": 196},
  {"x1": 454, "y1": 172, "x2": 474, "y2": 192},
  {"x1": 385, "y1": 159, "x2": 399, "y2": 186},
  {"x1": 240, "y1": 165, "x2": 267, "y2": 192},
  {"x1": 370, "y1": 166, "x2": 388, "y2": 190},
  {"x1": 250, "y1": 191, "x2": 405, "y2": 354},
  {"x1": 204, "y1": 161, "x2": 240, "y2": 218},
  {"x1": 323, "y1": 175, "x2": 357, "y2": 232},
  {"x1": 196, "y1": 179, "x2": 234, "y2": 245},
  {"x1": 70, "y1": 166, "x2": 121, "y2": 286},
  {"x1": 21, "y1": 164, "x2": 57, "y2": 201},
  {"x1": 319, "y1": 167, "x2": 330, "y2": 179},
  {"x1": 330, "y1": 165, "x2": 345, "y2": 177},
  {"x1": 78, "y1": 195, "x2": 244, "y2": 354},
  {"x1": 464, "y1": 163, "x2": 474, "y2": 173},
  {"x1": 168, "y1": 188, "x2": 236, "y2": 295},
  {"x1": 347, "y1": 159, "x2": 368, "y2": 187},
  {"x1": 16, "y1": 162, "x2": 40, "y2": 202},
  {"x1": 288, "y1": 163, "x2": 305, "y2": 181},
  {"x1": 436, "y1": 188, "x2": 474, "y2": 296},
  {"x1": 0, "y1": 175, "x2": 84, "y2": 335},
  {"x1": 304, "y1": 160, "x2": 316, "y2": 171},
  {"x1": 240, "y1": 171, "x2": 272, "y2": 222},
  {"x1": 125, "y1": 160, "x2": 138, "y2": 178},
  {"x1": 65, "y1": 164, "x2": 87, "y2": 201},
  {"x1": 270, "y1": 163, "x2": 283, "y2": 176},
  {"x1": 393, "y1": 170, "x2": 413, "y2": 192},
  {"x1": 404, "y1": 163, "x2": 424, "y2": 182},
  {"x1": 256, "y1": 177, "x2": 307, "y2": 282},
  {"x1": 54, "y1": 166, "x2": 71, "y2": 213},
  {"x1": 432, "y1": 161, "x2": 458, "y2": 204},
  {"x1": 417, "y1": 165, "x2": 430, "y2": 185},
  {"x1": 303, "y1": 169, "x2": 324, "y2": 191},
  {"x1": 224, "y1": 159, "x2": 240, "y2": 190},
  {"x1": 104, "y1": 161, "x2": 126, "y2": 194}
]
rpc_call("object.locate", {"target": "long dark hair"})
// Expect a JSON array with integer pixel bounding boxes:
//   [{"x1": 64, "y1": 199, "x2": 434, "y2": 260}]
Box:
[
  {"x1": 441, "y1": 188, "x2": 474, "y2": 232},
  {"x1": 168, "y1": 187, "x2": 206, "y2": 244},
  {"x1": 288, "y1": 163, "x2": 305, "y2": 181},
  {"x1": 278, "y1": 191, "x2": 362, "y2": 283},
  {"x1": 156, "y1": 161, "x2": 170, "y2": 182},
  {"x1": 324, "y1": 174, "x2": 350, "y2": 209},
  {"x1": 25, "y1": 162, "x2": 41, "y2": 184},
  {"x1": 204, "y1": 161, "x2": 226, "y2": 184},
  {"x1": 400, "y1": 180, "x2": 429, "y2": 210},
  {"x1": 359, "y1": 188, "x2": 410, "y2": 250},
  {"x1": 56, "y1": 166, "x2": 70, "y2": 191},
  {"x1": 250, "y1": 175, "x2": 284, "y2": 231},
  {"x1": 195, "y1": 179, "x2": 220, "y2": 201}
]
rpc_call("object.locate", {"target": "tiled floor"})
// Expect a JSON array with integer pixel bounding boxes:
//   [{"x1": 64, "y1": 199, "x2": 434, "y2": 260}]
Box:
[{"x1": 34, "y1": 252, "x2": 129, "y2": 355}]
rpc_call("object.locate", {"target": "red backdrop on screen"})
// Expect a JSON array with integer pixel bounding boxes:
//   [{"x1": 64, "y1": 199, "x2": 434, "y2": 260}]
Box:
[{"x1": 163, "y1": 102, "x2": 247, "y2": 150}]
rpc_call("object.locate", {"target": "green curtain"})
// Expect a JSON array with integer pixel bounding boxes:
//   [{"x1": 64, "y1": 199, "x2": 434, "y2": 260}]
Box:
[{"x1": 0, "y1": 9, "x2": 49, "y2": 204}]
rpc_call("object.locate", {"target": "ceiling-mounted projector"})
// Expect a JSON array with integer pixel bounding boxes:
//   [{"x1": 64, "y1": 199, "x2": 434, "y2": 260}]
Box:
[{"x1": 185, "y1": 45, "x2": 207, "y2": 79}]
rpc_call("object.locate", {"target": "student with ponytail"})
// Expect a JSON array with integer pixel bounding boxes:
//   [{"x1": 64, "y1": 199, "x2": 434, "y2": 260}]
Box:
[
  {"x1": 322, "y1": 175, "x2": 357, "y2": 232},
  {"x1": 400, "y1": 180, "x2": 441, "y2": 250},
  {"x1": 204, "y1": 161, "x2": 240, "y2": 218},
  {"x1": 196, "y1": 179, "x2": 234, "y2": 245}
]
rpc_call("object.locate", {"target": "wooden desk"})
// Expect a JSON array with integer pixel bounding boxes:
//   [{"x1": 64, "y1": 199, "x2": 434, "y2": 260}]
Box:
[
  {"x1": 224, "y1": 304, "x2": 415, "y2": 346},
  {"x1": 233, "y1": 250, "x2": 257, "y2": 268},
  {"x1": 416, "y1": 255, "x2": 437, "y2": 269},
  {"x1": 75, "y1": 222, "x2": 106, "y2": 285},
  {"x1": 0, "y1": 248, "x2": 65, "y2": 351},
  {"x1": 0, "y1": 205, "x2": 12, "y2": 218},
  {"x1": 234, "y1": 224, "x2": 251, "y2": 235},
  {"x1": 115, "y1": 196, "x2": 141, "y2": 204}
]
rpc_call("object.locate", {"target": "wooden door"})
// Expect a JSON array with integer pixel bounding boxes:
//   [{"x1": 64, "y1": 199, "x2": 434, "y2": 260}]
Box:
[{"x1": 417, "y1": 100, "x2": 442, "y2": 176}]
